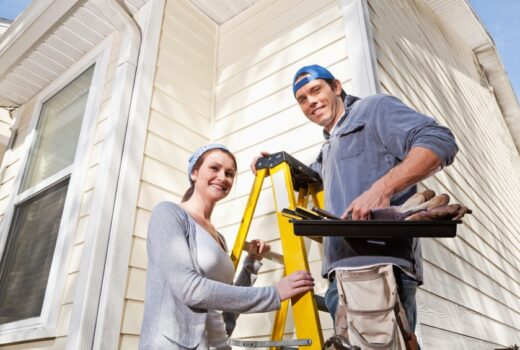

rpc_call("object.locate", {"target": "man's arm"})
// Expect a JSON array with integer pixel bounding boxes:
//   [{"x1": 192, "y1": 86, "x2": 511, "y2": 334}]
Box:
[{"x1": 342, "y1": 147, "x2": 441, "y2": 220}]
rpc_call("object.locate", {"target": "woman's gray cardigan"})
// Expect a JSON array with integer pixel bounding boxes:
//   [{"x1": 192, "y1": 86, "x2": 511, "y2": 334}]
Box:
[{"x1": 139, "y1": 202, "x2": 281, "y2": 349}]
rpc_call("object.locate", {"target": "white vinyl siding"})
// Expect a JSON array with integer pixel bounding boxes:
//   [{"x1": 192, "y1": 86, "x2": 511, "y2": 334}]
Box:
[{"x1": 369, "y1": 0, "x2": 520, "y2": 348}]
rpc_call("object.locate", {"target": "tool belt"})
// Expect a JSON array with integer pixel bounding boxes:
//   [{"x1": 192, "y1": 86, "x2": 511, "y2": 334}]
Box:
[{"x1": 334, "y1": 265, "x2": 414, "y2": 350}]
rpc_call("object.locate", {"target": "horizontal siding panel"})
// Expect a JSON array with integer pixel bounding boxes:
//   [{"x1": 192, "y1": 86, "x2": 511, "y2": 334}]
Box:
[
  {"x1": 161, "y1": 15, "x2": 214, "y2": 57},
  {"x1": 417, "y1": 289, "x2": 518, "y2": 345},
  {"x1": 215, "y1": 59, "x2": 349, "y2": 120},
  {"x1": 231, "y1": 124, "x2": 324, "y2": 177},
  {"x1": 157, "y1": 34, "x2": 213, "y2": 72},
  {"x1": 166, "y1": 0, "x2": 216, "y2": 38},
  {"x1": 144, "y1": 132, "x2": 191, "y2": 172},
  {"x1": 126, "y1": 267, "x2": 146, "y2": 301},
  {"x1": 121, "y1": 300, "x2": 144, "y2": 335},
  {"x1": 134, "y1": 208, "x2": 151, "y2": 239},
  {"x1": 215, "y1": 105, "x2": 308, "y2": 151},
  {"x1": 216, "y1": 13, "x2": 346, "y2": 96},
  {"x1": 141, "y1": 156, "x2": 187, "y2": 196},
  {"x1": 420, "y1": 324, "x2": 501, "y2": 349},
  {"x1": 147, "y1": 111, "x2": 207, "y2": 150},
  {"x1": 130, "y1": 236, "x2": 147, "y2": 270},
  {"x1": 219, "y1": 0, "x2": 279, "y2": 35},
  {"x1": 119, "y1": 335, "x2": 140, "y2": 350},
  {"x1": 152, "y1": 83, "x2": 212, "y2": 119},
  {"x1": 155, "y1": 64, "x2": 213, "y2": 101},
  {"x1": 423, "y1": 261, "x2": 520, "y2": 327},
  {"x1": 150, "y1": 88, "x2": 211, "y2": 135},
  {"x1": 219, "y1": 0, "x2": 337, "y2": 65},
  {"x1": 216, "y1": 38, "x2": 347, "y2": 114},
  {"x1": 219, "y1": 0, "x2": 302, "y2": 47},
  {"x1": 137, "y1": 181, "x2": 179, "y2": 212}
]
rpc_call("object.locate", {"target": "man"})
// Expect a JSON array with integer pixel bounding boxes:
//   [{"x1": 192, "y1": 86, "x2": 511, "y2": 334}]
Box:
[{"x1": 256, "y1": 64, "x2": 458, "y2": 335}]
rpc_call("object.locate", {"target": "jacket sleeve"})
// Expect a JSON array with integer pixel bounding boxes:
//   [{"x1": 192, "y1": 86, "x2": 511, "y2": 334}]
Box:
[
  {"x1": 223, "y1": 256, "x2": 264, "y2": 336},
  {"x1": 372, "y1": 95, "x2": 458, "y2": 167},
  {"x1": 147, "y1": 202, "x2": 281, "y2": 313},
  {"x1": 234, "y1": 256, "x2": 263, "y2": 287}
]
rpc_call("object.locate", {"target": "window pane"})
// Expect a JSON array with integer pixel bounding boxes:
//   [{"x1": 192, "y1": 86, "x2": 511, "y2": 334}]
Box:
[
  {"x1": 0, "y1": 179, "x2": 69, "y2": 324},
  {"x1": 20, "y1": 66, "x2": 94, "y2": 192}
]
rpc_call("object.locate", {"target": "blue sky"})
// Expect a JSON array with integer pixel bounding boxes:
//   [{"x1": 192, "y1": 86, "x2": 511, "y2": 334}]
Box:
[{"x1": 0, "y1": 0, "x2": 518, "y2": 99}]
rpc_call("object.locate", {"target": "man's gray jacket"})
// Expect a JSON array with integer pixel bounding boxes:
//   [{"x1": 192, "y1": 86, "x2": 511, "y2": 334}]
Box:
[{"x1": 311, "y1": 94, "x2": 458, "y2": 283}]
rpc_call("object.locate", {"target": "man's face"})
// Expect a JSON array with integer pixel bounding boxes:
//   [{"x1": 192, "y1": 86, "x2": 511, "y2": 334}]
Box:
[{"x1": 295, "y1": 78, "x2": 344, "y2": 132}]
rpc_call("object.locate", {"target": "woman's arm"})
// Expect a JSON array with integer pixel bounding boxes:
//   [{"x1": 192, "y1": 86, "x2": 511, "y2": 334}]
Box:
[{"x1": 148, "y1": 202, "x2": 280, "y2": 313}]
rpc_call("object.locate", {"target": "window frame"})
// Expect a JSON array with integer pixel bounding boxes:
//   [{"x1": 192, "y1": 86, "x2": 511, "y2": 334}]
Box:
[{"x1": 0, "y1": 37, "x2": 112, "y2": 343}]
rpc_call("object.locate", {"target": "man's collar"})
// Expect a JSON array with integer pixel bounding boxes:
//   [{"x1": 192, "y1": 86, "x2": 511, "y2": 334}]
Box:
[{"x1": 322, "y1": 95, "x2": 360, "y2": 140}]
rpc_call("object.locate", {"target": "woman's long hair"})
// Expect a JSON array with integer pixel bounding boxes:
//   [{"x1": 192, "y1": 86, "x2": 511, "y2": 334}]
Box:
[{"x1": 181, "y1": 149, "x2": 237, "y2": 202}]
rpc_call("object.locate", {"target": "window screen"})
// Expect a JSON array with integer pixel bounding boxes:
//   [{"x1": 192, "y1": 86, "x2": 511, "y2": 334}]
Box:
[{"x1": 0, "y1": 179, "x2": 69, "y2": 324}]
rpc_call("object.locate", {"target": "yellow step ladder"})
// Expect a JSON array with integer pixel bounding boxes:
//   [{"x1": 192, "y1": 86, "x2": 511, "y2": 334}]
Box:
[{"x1": 230, "y1": 151, "x2": 325, "y2": 349}]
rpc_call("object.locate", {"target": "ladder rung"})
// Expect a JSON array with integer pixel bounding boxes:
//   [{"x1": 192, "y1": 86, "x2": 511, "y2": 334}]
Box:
[{"x1": 229, "y1": 338, "x2": 312, "y2": 348}]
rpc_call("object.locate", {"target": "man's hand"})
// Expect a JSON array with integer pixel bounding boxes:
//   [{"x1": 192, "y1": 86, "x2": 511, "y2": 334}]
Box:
[
  {"x1": 250, "y1": 151, "x2": 270, "y2": 174},
  {"x1": 342, "y1": 147, "x2": 442, "y2": 220},
  {"x1": 342, "y1": 183, "x2": 391, "y2": 220}
]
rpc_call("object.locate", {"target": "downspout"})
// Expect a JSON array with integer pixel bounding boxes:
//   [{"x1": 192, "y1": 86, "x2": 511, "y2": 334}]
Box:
[{"x1": 65, "y1": 0, "x2": 141, "y2": 349}]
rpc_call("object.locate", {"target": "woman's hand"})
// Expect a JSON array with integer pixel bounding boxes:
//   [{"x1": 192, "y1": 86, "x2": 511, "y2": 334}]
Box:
[
  {"x1": 250, "y1": 151, "x2": 270, "y2": 174},
  {"x1": 275, "y1": 270, "x2": 315, "y2": 301},
  {"x1": 247, "y1": 239, "x2": 271, "y2": 261}
]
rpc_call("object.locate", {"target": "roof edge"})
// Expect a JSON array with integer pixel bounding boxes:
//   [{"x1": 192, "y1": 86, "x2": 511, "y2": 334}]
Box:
[{"x1": 0, "y1": 0, "x2": 84, "y2": 78}]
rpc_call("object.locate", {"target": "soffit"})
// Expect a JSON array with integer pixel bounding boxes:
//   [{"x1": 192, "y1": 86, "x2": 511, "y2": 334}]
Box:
[{"x1": 0, "y1": 0, "x2": 146, "y2": 108}]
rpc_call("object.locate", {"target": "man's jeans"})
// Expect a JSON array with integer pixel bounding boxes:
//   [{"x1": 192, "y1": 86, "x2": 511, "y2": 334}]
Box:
[{"x1": 324, "y1": 266, "x2": 418, "y2": 331}]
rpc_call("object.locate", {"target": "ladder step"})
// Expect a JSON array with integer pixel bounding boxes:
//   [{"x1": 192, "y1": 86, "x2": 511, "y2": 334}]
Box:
[{"x1": 229, "y1": 338, "x2": 312, "y2": 348}]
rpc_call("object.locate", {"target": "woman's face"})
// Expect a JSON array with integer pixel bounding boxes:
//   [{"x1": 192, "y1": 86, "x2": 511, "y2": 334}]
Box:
[{"x1": 191, "y1": 150, "x2": 236, "y2": 202}]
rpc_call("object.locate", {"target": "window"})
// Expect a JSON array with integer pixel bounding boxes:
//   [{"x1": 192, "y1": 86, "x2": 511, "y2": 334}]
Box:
[{"x1": 0, "y1": 65, "x2": 95, "y2": 325}]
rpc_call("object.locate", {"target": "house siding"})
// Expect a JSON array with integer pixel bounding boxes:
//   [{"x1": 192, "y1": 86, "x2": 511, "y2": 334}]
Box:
[{"x1": 369, "y1": 0, "x2": 520, "y2": 348}]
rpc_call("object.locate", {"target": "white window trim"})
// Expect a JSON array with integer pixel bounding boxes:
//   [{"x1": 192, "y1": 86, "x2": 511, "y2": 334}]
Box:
[{"x1": 0, "y1": 35, "x2": 113, "y2": 344}]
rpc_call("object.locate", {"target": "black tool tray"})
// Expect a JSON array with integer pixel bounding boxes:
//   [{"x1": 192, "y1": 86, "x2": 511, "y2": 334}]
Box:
[{"x1": 292, "y1": 219, "x2": 461, "y2": 238}]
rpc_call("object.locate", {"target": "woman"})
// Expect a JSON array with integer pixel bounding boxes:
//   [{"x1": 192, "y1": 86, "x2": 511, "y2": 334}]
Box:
[{"x1": 140, "y1": 144, "x2": 314, "y2": 350}]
